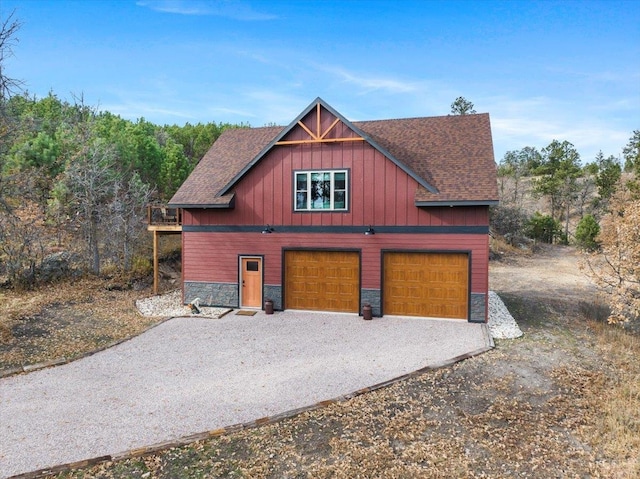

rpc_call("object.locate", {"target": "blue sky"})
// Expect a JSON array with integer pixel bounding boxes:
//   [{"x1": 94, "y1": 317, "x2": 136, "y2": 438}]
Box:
[{"x1": 1, "y1": 0, "x2": 639, "y2": 162}]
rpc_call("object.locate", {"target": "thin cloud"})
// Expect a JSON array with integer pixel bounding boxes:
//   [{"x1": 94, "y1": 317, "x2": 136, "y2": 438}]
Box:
[
  {"x1": 591, "y1": 96, "x2": 640, "y2": 112},
  {"x1": 241, "y1": 90, "x2": 310, "y2": 125},
  {"x1": 317, "y1": 64, "x2": 419, "y2": 94},
  {"x1": 100, "y1": 101, "x2": 196, "y2": 122},
  {"x1": 207, "y1": 106, "x2": 258, "y2": 118},
  {"x1": 136, "y1": 0, "x2": 277, "y2": 20},
  {"x1": 492, "y1": 117, "x2": 564, "y2": 143},
  {"x1": 491, "y1": 115, "x2": 631, "y2": 161},
  {"x1": 546, "y1": 65, "x2": 640, "y2": 87}
]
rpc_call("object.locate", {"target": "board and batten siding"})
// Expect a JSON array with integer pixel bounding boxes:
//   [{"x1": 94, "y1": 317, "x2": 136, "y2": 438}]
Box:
[
  {"x1": 183, "y1": 140, "x2": 489, "y2": 228},
  {"x1": 182, "y1": 231, "x2": 489, "y2": 294}
]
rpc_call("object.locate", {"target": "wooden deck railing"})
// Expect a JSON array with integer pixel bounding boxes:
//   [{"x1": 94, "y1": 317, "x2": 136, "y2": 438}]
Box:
[
  {"x1": 147, "y1": 205, "x2": 182, "y2": 227},
  {"x1": 148, "y1": 205, "x2": 182, "y2": 294}
]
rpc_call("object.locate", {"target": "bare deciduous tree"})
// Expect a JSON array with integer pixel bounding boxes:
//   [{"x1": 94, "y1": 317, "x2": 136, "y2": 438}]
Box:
[
  {"x1": 0, "y1": 10, "x2": 23, "y2": 100},
  {"x1": 0, "y1": 200, "x2": 46, "y2": 287},
  {"x1": 0, "y1": 10, "x2": 24, "y2": 222},
  {"x1": 584, "y1": 186, "x2": 640, "y2": 324},
  {"x1": 107, "y1": 172, "x2": 153, "y2": 271},
  {"x1": 65, "y1": 140, "x2": 117, "y2": 274}
]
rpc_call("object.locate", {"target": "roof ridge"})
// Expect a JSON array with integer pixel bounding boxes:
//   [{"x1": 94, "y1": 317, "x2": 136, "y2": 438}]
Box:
[{"x1": 354, "y1": 112, "x2": 490, "y2": 124}]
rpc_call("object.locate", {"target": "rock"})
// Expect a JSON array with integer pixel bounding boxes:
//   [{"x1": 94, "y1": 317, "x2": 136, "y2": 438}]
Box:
[{"x1": 37, "y1": 252, "x2": 80, "y2": 282}]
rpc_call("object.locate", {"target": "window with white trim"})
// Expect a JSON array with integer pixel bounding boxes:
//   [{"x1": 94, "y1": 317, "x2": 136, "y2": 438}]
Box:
[{"x1": 295, "y1": 170, "x2": 348, "y2": 211}]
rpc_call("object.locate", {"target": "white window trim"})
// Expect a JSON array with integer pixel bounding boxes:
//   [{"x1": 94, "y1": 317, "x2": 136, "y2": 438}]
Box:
[{"x1": 294, "y1": 169, "x2": 348, "y2": 212}]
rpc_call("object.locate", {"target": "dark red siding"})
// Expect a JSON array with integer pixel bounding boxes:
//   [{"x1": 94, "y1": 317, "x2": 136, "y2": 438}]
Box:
[
  {"x1": 183, "y1": 139, "x2": 489, "y2": 229},
  {"x1": 182, "y1": 232, "x2": 489, "y2": 294}
]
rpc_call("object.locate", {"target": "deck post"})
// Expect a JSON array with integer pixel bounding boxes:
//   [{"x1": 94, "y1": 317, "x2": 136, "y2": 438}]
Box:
[
  {"x1": 153, "y1": 230, "x2": 159, "y2": 295},
  {"x1": 147, "y1": 205, "x2": 182, "y2": 296}
]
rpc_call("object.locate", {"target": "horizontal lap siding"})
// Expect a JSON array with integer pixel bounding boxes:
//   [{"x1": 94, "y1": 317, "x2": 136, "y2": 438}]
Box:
[
  {"x1": 182, "y1": 232, "x2": 488, "y2": 293},
  {"x1": 183, "y1": 205, "x2": 488, "y2": 229}
]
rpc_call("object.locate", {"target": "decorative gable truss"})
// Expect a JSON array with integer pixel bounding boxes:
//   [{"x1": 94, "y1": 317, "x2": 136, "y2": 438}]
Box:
[
  {"x1": 276, "y1": 101, "x2": 365, "y2": 146},
  {"x1": 217, "y1": 98, "x2": 438, "y2": 200}
]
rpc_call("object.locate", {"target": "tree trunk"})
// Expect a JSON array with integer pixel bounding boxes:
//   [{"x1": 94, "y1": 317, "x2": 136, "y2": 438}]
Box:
[
  {"x1": 123, "y1": 228, "x2": 131, "y2": 271},
  {"x1": 565, "y1": 201, "x2": 571, "y2": 242},
  {"x1": 89, "y1": 218, "x2": 100, "y2": 274}
]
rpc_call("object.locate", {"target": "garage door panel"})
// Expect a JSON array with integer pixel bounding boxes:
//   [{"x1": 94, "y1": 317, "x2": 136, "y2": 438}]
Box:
[
  {"x1": 289, "y1": 284, "x2": 304, "y2": 294},
  {"x1": 325, "y1": 283, "x2": 339, "y2": 294},
  {"x1": 427, "y1": 287, "x2": 443, "y2": 299},
  {"x1": 304, "y1": 283, "x2": 319, "y2": 294},
  {"x1": 384, "y1": 252, "x2": 468, "y2": 320},
  {"x1": 410, "y1": 286, "x2": 422, "y2": 299},
  {"x1": 285, "y1": 251, "x2": 359, "y2": 313}
]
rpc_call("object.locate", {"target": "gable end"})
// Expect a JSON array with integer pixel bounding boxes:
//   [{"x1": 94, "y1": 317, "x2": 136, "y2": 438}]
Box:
[{"x1": 218, "y1": 97, "x2": 438, "y2": 197}]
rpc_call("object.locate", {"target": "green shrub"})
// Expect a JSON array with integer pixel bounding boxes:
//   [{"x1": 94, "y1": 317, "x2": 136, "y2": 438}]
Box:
[
  {"x1": 575, "y1": 214, "x2": 600, "y2": 251},
  {"x1": 525, "y1": 212, "x2": 562, "y2": 244}
]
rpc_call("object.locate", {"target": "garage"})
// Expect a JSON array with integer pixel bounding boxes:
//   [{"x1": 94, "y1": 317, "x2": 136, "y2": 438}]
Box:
[
  {"x1": 284, "y1": 250, "x2": 360, "y2": 313},
  {"x1": 383, "y1": 252, "x2": 469, "y2": 319}
]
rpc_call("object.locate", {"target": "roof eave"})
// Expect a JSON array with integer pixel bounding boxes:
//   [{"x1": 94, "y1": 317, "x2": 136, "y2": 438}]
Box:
[
  {"x1": 168, "y1": 203, "x2": 233, "y2": 209},
  {"x1": 216, "y1": 100, "x2": 332, "y2": 197},
  {"x1": 323, "y1": 101, "x2": 439, "y2": 194},
  {"x1": 169, "y1": 194, "x2": 236, "y2": 209},
  {"x1": 415, "y1": 200, "x2": 499, "y2": 207}
]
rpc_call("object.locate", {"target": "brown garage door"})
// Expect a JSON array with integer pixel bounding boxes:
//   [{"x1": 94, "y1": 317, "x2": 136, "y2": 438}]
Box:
[
  {"x1": 383, "y1": 252, "x2": 469, "y2": 319},
  {"x1": 285, "y1": 250, "x2": 359, "y2": 313}
]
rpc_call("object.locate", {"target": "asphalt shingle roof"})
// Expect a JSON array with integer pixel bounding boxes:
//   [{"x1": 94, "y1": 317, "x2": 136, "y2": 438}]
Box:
[
  {"x1": 169, "y1": 106, "x2": 498, "y2": 207},
  {"x1": 169, "y1": 126, "x2": 283, "y2": 207}
]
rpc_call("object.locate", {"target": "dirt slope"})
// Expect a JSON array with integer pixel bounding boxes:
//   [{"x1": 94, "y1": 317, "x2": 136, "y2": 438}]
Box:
[{"x1": 490, "y1": 243, "x2": 597, "y2": 304}]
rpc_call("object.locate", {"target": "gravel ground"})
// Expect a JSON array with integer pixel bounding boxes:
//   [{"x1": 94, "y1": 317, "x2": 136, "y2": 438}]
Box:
[
  {"x1": 0, "y1": 310, "x2": 491, "y2": 478},
  {"x1": 487, "y1": 291, "x2": 523, "y2": 339},
  {"x1": 135, "y1": 290, "x2": 230, "y2": 318},
  {"x1": 135, "y1": 290, "x2": 522, "y2": 340}
]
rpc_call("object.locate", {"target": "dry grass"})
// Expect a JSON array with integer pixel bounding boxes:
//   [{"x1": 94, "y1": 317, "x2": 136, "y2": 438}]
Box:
[
  {"x1": 590, "y1": 324, "x2": 640, "y2": 477},
  {"x1": 0, "y1": 277, "x2": 162, "y2": 370},
  {"x1": 2, "y1": 249, "x2": 639, "y2": 478},
  {"x1": 489, "y1": 234, "x2": 526, "y2": 257}
]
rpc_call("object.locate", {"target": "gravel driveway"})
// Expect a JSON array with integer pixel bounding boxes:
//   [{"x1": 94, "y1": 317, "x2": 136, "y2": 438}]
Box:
[{"x1": 0, "y1": 310, "x2": 492, "y2": 478}]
